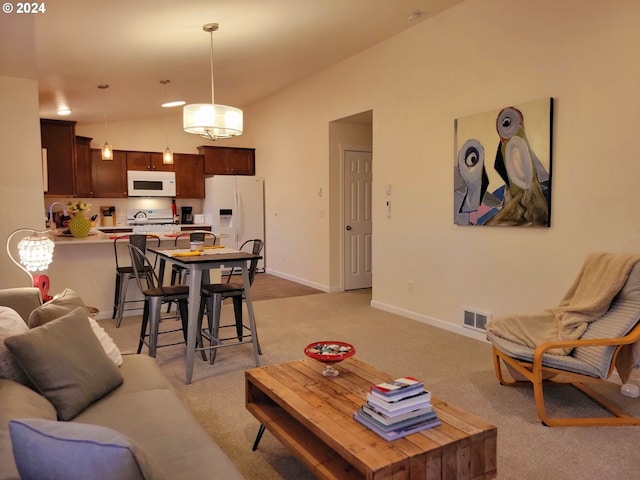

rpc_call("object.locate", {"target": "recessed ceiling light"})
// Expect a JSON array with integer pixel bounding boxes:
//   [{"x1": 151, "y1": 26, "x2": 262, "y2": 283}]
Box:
[
  {"x1": 57, "y1": 108, "x2": 72, "y2": 116},
  {"x1": 161, "y1": 100, "x2": 186, "y2": 108}
]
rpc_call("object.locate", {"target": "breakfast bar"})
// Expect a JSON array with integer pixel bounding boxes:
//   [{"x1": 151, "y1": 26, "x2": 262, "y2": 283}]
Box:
[{"x1": 44, "y1": 227, "x2": 220, "y2": 320}]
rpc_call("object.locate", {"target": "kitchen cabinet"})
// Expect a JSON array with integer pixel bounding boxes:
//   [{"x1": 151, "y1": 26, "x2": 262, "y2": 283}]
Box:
[
  {"x1": 91, "y1": 149, "x2": 128, "y2": 197},
  {"x1": 199, "y1": 145, "x2": 255, "y2": 176},
  {"x1": 41, "y1": 119, "x2": 77, "y2": 196},
  {"x1": 126, "y1": 151, "x2": 173, "y2": 171},
  {"x1": 74, "y1": 136, "x2": 93, "y2": 197},
  {"x1": 174, "y1": 153, "x2": 205, "y2": 198}
]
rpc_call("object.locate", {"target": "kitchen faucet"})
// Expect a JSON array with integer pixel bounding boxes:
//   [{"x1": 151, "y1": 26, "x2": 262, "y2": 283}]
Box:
[
  {"x1": 134, "y1": 211, "x2": 148, "y2": 219},
  {"x1": 48, "y1": 202, "x2": 68, "y2": 229}
]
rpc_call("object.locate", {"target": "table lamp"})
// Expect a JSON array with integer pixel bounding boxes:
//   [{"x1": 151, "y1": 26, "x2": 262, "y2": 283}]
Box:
[{"x1": 6, "y1": 228, "x2": 55, "y2": 301}]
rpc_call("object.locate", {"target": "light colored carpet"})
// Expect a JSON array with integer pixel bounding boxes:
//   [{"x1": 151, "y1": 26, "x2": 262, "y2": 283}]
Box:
[{"x1": 101, "y1": 290, "x2": 640, "y2": 480}]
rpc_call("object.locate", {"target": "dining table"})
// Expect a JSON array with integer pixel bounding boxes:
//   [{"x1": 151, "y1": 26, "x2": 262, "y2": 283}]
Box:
[{"x1": 148, "y1": 246, "x2": 263, "y2": 384}]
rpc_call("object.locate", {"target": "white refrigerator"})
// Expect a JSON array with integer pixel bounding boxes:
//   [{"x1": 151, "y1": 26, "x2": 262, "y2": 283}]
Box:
[{"x1": 203, "y1": 175, "x2": 265, "y2": 271}]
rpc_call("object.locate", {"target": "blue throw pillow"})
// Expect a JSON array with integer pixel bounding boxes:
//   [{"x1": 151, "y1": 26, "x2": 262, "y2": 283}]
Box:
[{"x1": 9, "y1": 418, "x2": 167, "y2": 480}]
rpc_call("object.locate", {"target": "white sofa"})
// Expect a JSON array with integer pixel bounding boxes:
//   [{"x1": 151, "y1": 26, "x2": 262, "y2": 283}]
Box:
[{"x1": 0, "y1": 287, "x2": 245, "y2": 480}]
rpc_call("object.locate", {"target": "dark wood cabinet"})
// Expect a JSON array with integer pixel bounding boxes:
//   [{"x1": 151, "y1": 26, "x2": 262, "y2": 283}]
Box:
[
  {"x1": 74, "y1": 136, "x2": 93, "y2": 197},
  {"x1": 41, "y1": 119, "x2": 76, "y2": 196},
  {"x1": 174, "y1": 153, "x2": 205, "y2": 198},
  {"x1": 199, "y1": 145, "x2": 255, "y2": 175},
  {"x1": 91, "y1": 149, "x2": 128, "y2": 197},
  {"x1": 126, "y1": 151, "x2": 173, "y2": 171}
]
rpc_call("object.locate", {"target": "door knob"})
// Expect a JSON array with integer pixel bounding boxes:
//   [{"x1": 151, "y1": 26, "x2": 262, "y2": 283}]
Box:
[{"x1": 346, "y1": 225, "x2": 352, "y2": 230}]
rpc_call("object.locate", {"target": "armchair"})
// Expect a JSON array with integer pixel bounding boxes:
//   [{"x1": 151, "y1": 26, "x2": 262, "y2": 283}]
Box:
[{"x1": 487, "y1": 253, "x2": 640, "y2": 426}]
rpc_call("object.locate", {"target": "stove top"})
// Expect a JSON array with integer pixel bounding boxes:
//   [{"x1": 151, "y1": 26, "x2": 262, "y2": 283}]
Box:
[{"x1": 126, "y1": 208, "x2": 174, "y2": 225}]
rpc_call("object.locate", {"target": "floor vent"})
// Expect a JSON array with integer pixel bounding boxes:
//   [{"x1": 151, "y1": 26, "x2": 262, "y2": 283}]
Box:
[{"x1": 463, "y1": 307, "x2": 492, "y2": 331}]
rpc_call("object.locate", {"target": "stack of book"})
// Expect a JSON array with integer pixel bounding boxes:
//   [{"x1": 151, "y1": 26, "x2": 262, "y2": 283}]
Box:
[{"x1": 353, "y1": 376, "x2": 440, "y2": 441}]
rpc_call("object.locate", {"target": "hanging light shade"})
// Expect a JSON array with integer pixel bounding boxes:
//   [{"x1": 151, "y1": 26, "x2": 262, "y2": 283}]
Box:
[
  {"x1": 183, "y1": 23, "x2": 243, "y2": 140},
  {"x1": 163, "y1": 146, "x2": 173, "y2": 164},
  {"x1": 160, "y1": 80, "x2": 174, "y2": 164},
  {"x1": 101, "y1": 142, "x2": 113, "y2": 160},
  {"x1": 98, "y1": 84, "x2": 113, "y2": 160}
]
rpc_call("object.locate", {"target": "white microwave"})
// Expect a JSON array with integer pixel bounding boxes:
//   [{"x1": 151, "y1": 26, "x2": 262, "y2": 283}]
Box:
[{"x1": 127, "y1": 170, "x2": 176, "y2": 197}]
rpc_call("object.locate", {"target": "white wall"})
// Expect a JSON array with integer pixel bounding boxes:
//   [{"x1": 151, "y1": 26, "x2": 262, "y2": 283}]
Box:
[
  {"x1": 0, "y1": 75, "x2": 47, "y2": 289},
  {"x1": 0, "y1": 15, "x2": 45, "y2": 289},
  {"x1": 240, "y1": 0, "x2": 640, "y2": 336}
]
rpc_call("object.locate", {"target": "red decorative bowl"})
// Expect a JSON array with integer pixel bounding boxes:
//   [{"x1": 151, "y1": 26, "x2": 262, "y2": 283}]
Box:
[{"x1": 304, "y1": 341, "x2": 355, "y2": 376}]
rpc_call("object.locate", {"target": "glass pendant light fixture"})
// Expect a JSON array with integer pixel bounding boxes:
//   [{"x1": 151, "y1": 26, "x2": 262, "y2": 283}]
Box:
[
  {"x1": 183, "y1": 23, "x2": 243, "y2": 140},
  {"x1": 98, "y1": 84, "x2": 113, "y2": 160},
  {"x1": 160, "y1": 80, "x2": 174, "y2": 164}
]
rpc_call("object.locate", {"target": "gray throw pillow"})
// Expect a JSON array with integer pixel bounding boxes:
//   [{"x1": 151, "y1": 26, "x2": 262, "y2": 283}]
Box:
[
  {"x1": 9, "y1": 418, "x2": 168, "y2": 480},
  {"x1": 0, "y1": 306, "x2": 32, "y2": 386},
  {"x1": 4, "y1": 307, "x2": 124, "y2": 420},
  {"x1": 27, "y1": 288, "x2": 86, "y2": 328}
]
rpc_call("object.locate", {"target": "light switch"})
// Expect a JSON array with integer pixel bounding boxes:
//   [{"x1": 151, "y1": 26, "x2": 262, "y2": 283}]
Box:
[
  {"x1": 386, "y1": 201, "x2": 391, "y2": 218},
  {"x1": 385, "y1": 184, "x2": 392, "y2": 195}
]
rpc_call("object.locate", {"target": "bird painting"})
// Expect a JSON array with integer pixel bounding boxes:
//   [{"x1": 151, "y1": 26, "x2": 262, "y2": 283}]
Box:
[{"x1": 486, "y1": 106, "x2": 550, "y2": 227}]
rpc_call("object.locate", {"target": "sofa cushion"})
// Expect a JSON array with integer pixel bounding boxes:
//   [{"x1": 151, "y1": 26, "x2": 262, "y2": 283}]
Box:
[
  {"x1": 27, "y1": 287, "x2": 86, "y2": 328},
  {"x1": 73, "y1": 355, "x2": 245, "y2": 480},
  {"x1": 4, "y1": 307, "x2": 124, "y2": 420},
  {"x1": 0, "y1": 379, "x2": 57, "y2": 480},
  {"x1": 0, "y1": 306, "x2": 32, "y2": 387},
  {"x1": 26, "y1": 288, "x2": 123, "y2": 366},
  {"x1": 9, "y1": 418, "x2": 167, "y2": 480}
]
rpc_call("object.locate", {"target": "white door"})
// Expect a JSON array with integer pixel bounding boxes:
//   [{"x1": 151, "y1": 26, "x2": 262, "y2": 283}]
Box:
[{"x1": 344, "y1": 150, "x2": 372, "y2": 290}]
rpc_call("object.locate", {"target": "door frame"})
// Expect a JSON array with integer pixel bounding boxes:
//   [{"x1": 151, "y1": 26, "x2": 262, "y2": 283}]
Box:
[{"x1": 340, "y1": 144, "x2": 373, "y2": 291}]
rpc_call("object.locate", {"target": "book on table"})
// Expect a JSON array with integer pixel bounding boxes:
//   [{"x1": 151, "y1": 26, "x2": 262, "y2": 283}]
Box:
[
  {"x1": 357, "y1": 407, "x2": 438, "y2": 432},
  {"x1": 353, "y1": 410, "x2": 441, "y2": 441},
  {"x1": 370, "y1": 376, "x2": 425, "y2": 401},
  {"x1": 361, "y1": 402, "x2": 434, "y2": 427},
  {"x1": 366, "y1": 390, "x2": 432, "y2": 416}
]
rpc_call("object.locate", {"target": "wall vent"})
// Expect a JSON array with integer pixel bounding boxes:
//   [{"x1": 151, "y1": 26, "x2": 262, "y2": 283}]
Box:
[{"x1": 462, "y1": 307, "x2": 492, "y2": 332}]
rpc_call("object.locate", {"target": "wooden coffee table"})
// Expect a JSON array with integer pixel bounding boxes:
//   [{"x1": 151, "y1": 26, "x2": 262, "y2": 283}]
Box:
[{"x1": 245, "y1": 357, "x2": 497, "y2": 479}]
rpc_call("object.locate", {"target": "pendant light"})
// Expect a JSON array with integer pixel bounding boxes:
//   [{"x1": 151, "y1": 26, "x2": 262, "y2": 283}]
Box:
[
  {"x1": 160, "y1": 80, "x2": 174, "y2": 164},
  {"x1": 98, "y1": 84, "x2": 113, "y2": 160},
  {"x1": 183, "y1": 23, "x2": 243, "y2": 140}
]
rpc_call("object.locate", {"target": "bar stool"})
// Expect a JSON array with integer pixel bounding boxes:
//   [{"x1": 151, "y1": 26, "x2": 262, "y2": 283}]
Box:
[
  {"x1": 166, "y1": 231, "x2": 217, "y2": 313},
  {"x1": 197, "y1": 239, "x2": 264, "y2": 364},
  {"x1": 112, "y1": 234, "x2": 160, "y2": 327},
  {"x1": 128, "y1": 244, "x2": 206, "y2": 360}
]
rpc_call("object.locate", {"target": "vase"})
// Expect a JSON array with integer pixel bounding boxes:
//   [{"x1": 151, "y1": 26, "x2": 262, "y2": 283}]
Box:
[{"x1": 68, "y1": 213, "x2": 91, "y2": 238}]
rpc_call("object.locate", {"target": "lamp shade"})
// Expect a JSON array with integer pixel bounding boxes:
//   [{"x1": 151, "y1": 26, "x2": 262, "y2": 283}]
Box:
[
  {"x1": 17, "y1": 235, "x2": 54, "y2": 272},
  {"x1": 183, "y1": 103, "x2": 243, "y2": 140},
  {"x1": 101, "y1": 142, "x2": 113, "y2": 160}
]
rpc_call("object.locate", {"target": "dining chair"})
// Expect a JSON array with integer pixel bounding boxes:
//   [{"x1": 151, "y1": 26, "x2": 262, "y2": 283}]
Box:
[
  {"x1": 166, "y1": 231, "x2": 217, "y2": 313},
  {"x1": 128, "y1": 244, "x2": 207, "y2": 360},
  {"x1": 197, "y1": 239, "x2": 264, "y2": 364},
  {"x1": 112, "y1": 234, "x2": 161, "y2": 327}
]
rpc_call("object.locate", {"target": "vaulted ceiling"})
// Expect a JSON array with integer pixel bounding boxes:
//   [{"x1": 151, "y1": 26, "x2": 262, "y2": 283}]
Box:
[{"x1": 3, "y1": 0, "x2": 465, "y2": 125}]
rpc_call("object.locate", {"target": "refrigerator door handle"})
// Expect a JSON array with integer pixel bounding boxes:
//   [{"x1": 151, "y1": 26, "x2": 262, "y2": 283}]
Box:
[{"x1": 234, "y1": 188, "x2": 241, "y2": 243}]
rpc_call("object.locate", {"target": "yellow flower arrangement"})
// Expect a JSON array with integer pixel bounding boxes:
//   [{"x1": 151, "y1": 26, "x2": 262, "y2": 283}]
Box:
[{"x1": 66, "y1": 201, "x2": 92, "y2": 215}]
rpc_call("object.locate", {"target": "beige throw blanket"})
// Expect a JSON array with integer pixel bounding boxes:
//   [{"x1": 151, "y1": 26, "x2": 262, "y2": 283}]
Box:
[{"x1": 487, "y1": 252, "x2": 640, "y2": 355}]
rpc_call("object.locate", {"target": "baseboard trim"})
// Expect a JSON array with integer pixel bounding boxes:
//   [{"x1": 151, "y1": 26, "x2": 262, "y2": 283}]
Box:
[
  {"x1": 264, "y1": 269, "x2": 331, "y2": 292},
  {"x1": 370, "y1": 299, "x2": 489, "y2": 343}
]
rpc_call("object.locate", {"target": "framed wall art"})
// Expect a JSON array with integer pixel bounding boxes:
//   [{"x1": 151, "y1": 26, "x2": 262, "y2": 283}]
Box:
[{"x1": 453, "y1": 97, "x2": 553, "y2": 227}]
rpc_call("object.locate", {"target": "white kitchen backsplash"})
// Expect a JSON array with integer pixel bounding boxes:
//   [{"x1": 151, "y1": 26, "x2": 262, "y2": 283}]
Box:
[{"x1": 45, "y1": 197, "x2": 203, "y2": 227}]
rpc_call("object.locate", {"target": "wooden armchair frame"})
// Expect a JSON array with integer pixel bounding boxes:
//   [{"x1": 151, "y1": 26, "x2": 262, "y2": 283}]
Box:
[{"x1": 492, "y1": 321, "x2": 640, "y2": 427}]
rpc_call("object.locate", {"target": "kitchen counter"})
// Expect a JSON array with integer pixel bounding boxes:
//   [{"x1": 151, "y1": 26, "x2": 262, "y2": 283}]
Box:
[
  {"x1": 46, "y1": 225, "x2": 223, "y2": 318},
  {"x1": 50, "y1": 225, "x2": 215, "y2": 245}
]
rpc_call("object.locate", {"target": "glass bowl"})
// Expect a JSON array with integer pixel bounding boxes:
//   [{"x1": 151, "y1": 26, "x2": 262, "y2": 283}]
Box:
[{"x1": 304, "y1": 341, "x2": 355, "y2": 376}]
